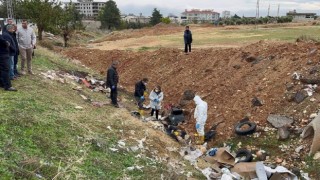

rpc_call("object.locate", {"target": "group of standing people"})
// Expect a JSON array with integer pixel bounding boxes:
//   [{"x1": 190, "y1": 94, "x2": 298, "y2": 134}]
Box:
[
  {"x1": 106, "y1": 57, "x2": 208, "y2": 145},
  {"x1": 0, "y1": 19, "x2": 36, "y2": 91}
]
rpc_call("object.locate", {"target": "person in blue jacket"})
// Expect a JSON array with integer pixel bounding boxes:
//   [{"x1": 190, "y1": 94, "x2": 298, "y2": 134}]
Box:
[
  {"x1": 184, "y1": 26, "x2": 193, "y2": 54},
  {"x1": 0, "y1": 26, "x2": 17, "y2": 91},
  {"x1": 2, "y1": 25, "x2": 17, "y2": 80}
]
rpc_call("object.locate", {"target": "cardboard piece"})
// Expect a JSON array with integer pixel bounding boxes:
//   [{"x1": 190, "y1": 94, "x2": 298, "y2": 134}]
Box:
[
  {"x1": 231, "y1": 162, "x2": 258, "y2": 179},
  {"x1": 204, "y1": 148, "x2": 236, "y2": 166}
]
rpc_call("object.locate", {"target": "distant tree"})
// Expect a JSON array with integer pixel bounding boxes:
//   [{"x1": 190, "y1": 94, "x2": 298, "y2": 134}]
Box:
[
  {"x1": 98, "y1": 0, "x2": 121, "y2": 29},
  {"x1": 57, "y1": 2, "x2": 84, "y2": 47},
  {"x1": 161, "y1": 17, "x2": 171, "y2": 24},
  {"x1": 233, "y1": 14, "x2": 241, "y2": 19},
  {"x1": 20, "y1": 0, "x2": 61, "y2": 40},
  {"x1": 150, "y1": 8, "x2": 162, "y2": 26}
]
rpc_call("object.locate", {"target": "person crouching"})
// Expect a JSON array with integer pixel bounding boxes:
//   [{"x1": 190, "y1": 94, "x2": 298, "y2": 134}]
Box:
[{"x1": 149, "y1": 86, "x2": 164, "y2": 120}]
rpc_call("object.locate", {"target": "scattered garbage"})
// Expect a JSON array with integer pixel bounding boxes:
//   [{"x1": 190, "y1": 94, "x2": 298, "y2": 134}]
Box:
[
  {"x1": 303, "y1": 84, "x2": 317, "y2": 96},
  {"x1": 292, "y1": 72, "x2": 301, "y2": 80},
  {"x1": 293, "y1": 91, "x2": 307, "y2": 103},
  {"x1": 301, "y1": 113, "x2": 320, "y2": 155},
  {"x1": 109, "y1": 148, "x2": 119, "y2": 152},
  {"x1": 252, "y1": 96, "x2": 263, "y2": 107},
  {"x1": 75, "y1": 106, "x2": 83, "y2": 110}
]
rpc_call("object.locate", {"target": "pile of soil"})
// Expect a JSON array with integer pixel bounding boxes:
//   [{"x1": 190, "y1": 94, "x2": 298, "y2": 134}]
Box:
[
  {"x1": 62, "y1": 41, "x2": 320, "y2": 141},
  {"x1": 94, "y1": 25, "x2": 184, "y2": 42}
]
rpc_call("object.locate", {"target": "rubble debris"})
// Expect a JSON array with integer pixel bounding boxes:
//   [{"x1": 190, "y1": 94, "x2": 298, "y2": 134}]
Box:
[
  {"x1": 75, "y1": 106, "x2": 83, "y2": 110},
  {"x1": 300, "y1": 78, "x2": 320, "y2": 84},
  {"x1": 245, "y1": 55, "x2": 258, "y2": 62},
  {"x1": 265, "y1": 166, "x2": 298, "y2": 180},
  {"x1": 277, "y1": 126, "x2": 290, "y2": 140},
  {"x1": 267, "y1": 114, "x2": 294, "y2": 128},
  {"x1": 235, "y1": 121, "x2": 256, "y2": 135},
  {"x1": 292, "y1": 72, "x2": 301, "y2": 80},
  {"x1": 313, "y1": 152, "x2": 320, "y2": 160},
  {"x1": 293, "y1": 91, "x2": 307, "y2": 103},
  {"x1": 204, "y1": 148, "x2": 235, "y2": 166},
  {"x1": 252, "y1": 97, "x2": 263, "y2": 107},
  {"x1": 301, "y1": 113, "x2": 320, "y2": 155}
]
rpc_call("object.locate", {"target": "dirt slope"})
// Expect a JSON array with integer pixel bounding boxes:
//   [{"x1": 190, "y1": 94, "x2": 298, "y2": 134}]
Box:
[{"x1": 62, "y1": 41, "x2": 320, "y2": 141}]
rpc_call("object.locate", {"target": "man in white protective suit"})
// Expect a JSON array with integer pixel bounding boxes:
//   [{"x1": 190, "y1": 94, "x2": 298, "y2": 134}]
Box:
[{"x1": 193, "y1": 95, "x2": 208, "y2": 145}]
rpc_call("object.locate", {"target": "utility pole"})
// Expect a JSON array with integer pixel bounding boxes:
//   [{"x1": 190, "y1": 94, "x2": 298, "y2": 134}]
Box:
[
  {"x1": 256, "y1": 0, "x2": 260, "y2": 18},
  {"x1": 268, "y1": 4, "x2": 270, "y2": 17},
  {"x1": 6, "y1": 0, "x2": 14, "y2": 19},
  {"x1": 277, "y1": 4, "x2": 280, "y2": 17}
]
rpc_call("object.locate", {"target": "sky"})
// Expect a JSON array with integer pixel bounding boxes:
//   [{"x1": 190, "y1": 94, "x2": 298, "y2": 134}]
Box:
[{"x1": 109, "y1": 0, "x2": 320, "y2": 17}]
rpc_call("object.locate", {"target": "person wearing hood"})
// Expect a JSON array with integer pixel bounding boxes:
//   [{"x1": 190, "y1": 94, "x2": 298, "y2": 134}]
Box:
[
  {"x1": 183, "y1": 26, "x2": 192, "y2": 54},
  {"x1": 134, "y1": 78, "x2": 149, "y2": 115},
  {"x1": 193, "y1": 95, "x2": 208, "y2": 145},
  {"x1": 106, "y1": 60, "x2": 119, "y2": 108},
  {"x1": 149, "y1": 86, "x2": 164, "y2": 120}
]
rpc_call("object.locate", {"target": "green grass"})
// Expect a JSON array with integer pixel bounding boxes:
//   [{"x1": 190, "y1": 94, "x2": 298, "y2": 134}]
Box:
[
  {"x1": 0, "y1": 47, "x2": 202, "y2": 179},
  {"x1": 162, "y1": 26, "x2": 320, "y2": 47}
]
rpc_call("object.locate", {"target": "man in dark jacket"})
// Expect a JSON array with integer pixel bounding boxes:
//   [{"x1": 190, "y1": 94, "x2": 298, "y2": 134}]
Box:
[
  {"x1": 0, "y1": 27, "x2": 17, "y2": 91},
  {"x1": 134, "y1": 78, "x2": 149, "y2": 111},
  {"x1": 106, "y1": 61, "x2": 119, "y2": 108},
  {"x1": 2, "y1": 25, "x2": 17, "y2": 80},
  {"x1": 184, "y1": 26, "x2": 192, "y2": 54}
]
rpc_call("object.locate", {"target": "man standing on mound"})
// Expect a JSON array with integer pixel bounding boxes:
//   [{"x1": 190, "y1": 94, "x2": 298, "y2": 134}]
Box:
[
  {"x1": 106, "y1": 61, "x2": 119, "y2": 108},
  {"x1": 184, "y1": 26, "x2": 192, "y2": 54}
]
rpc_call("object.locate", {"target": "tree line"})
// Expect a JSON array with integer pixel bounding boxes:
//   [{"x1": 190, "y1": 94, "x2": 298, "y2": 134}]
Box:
[
  {"x1": 218, "y1": 14, "x2": 294, "y2": 26},
  {"x1": 0, "y1": 0, "x2": 83, "y2": 47}
]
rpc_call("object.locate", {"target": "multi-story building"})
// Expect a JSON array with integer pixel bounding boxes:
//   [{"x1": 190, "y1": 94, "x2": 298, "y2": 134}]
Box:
[
  {"x1": 72, "y1": 0, "x2": 105, "y2": 19},
  {"x1": 121, "y1": 13, "x2": 151, "y2": 24},
  {"x1": 181, "y1": 9, "x2": 220, "y2": 24},
  {"x1": 222, "y1": 11, "x2": 231, "y2": 19}
]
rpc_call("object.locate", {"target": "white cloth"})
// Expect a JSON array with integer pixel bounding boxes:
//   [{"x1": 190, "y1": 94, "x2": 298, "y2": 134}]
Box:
[
  {"x1": 149, "y1": 90, "x2": 163, "y2": 110},
  {"x1": 194, "y1": 96, "x2": 208, "y2": 136},
  {"x1": 16, "y1": 27, "x2": 36, "y2": 49}
]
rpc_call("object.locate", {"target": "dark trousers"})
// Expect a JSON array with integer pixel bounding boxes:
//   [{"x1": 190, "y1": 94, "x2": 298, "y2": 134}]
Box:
[
  {"x1": 185, "y1": 43, "x2": 191, "y2": 53},
  {"x1": 14, "y1": 55, "x2": 18, "y2": 74},
  {"x1": 110, "y1": 86, "x2": 118, "y2": 105},
  {"x1": 135, "y1": 96, "x2": 145, "y2": 109},
  {"x1": 151, "y1": 109, "x2": 159, "y2": 119},
  {"x1": 0, "y1": 56, "x2": 12, "y2": 89}
]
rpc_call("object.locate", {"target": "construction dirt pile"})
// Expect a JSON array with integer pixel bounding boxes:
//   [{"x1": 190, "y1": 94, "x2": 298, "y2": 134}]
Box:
[
  {"x1": 62, "y1": 41, "x2": 320, "y2": 141},
  {"x1": 94, "y1": 25, "x2": 184, "y2": 42}
]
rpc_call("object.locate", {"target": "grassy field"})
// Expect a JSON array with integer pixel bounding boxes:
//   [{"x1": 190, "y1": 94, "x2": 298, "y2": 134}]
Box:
[
  {"x1": 92, "y1": 24, "x2": 320, "y2": 51},
  {"x1": 0, "y1": 48, "x2": 203, "y2": 179}
]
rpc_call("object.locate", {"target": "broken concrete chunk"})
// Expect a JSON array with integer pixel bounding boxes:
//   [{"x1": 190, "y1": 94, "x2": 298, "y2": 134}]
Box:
[
  {"x1": 267, "y1": 114, "x2": 294, "y2": 128},
  {"x1": 277, "y1": 127, "x2": 290, "y2": 140},
  {"x1": 301, "y1": 113, "x2": 320, "y2": 155}
]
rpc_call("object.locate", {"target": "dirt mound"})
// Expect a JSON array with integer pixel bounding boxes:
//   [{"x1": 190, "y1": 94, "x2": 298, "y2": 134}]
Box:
[
  {"x1": 93, "y1": 26, "x2": 184, "y2": 43},
  {"x1": 62, "y1": 41, "x2": 320, "y2": 141}
]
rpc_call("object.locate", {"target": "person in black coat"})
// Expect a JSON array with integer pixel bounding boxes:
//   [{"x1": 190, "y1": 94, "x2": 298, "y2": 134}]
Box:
[
  {"x1": 134, "y1": 78, "x2": 149, "y2": 110},
  {"x1": 184, "y1": 26, "x2": 193, "y2": 54},
  {"x1": 106, "y1": 61, "x2": 119, "y2": 107},
  {"x1": 0, "y1": 27, "x2": 17, "y2": 91},
  {"x1": 2, "y1": 25, "x2": 17, "y2": 80}
]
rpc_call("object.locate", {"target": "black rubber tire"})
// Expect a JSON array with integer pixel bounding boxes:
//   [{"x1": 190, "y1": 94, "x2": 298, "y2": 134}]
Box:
[
  {"x1": 236, "y1": 149, "x2": 253, "y2": 162},
  {"x1": 235, "y1": 121, "x2": 256, "y2": 135}
]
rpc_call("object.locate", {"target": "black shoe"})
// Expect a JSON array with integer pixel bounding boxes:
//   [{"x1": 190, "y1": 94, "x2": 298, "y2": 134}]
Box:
[
  {"x1": 113, "y1": 104, "x2": 119, "y2": 108},
  {"x1": 5, "y1": 87, "x2": 17, "y2": 91}
]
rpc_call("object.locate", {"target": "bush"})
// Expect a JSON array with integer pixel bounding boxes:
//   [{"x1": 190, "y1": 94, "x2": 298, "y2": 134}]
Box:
[{"x1": 39, "y1": 40, "x2": 54, "y2": 50}]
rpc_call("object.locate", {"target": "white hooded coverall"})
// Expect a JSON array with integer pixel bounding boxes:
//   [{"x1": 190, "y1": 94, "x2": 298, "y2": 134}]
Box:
[
  {"x1": 193, "y1": 95, "x2": 208, "y2": 136},
  {"x1": 149, "y1": 90, "x2": 164, "y2": 110}
]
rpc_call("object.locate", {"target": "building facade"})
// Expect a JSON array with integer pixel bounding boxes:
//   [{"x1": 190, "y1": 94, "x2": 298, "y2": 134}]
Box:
[
  {"x1": 286, "y1": 10, "x2": 316, "y2": 22},
  {"x1": 181, "y1": 9, "x2": 220, "y2": 23},
  {"x1": 121, "y1": 14, "x2": 151, "y2": 24},
  {"x1": 73, "y1": 0, "x2": 105, "y2": 19},
  {"x1": 222, "y1": 11, "x2": 231, "y2": 19}
]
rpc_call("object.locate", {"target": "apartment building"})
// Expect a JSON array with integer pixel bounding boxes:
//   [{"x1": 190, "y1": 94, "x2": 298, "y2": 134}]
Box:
[
  {"x1": 181, "y1": 9, "x2": 220, "y2": 23},
  {"x1": 73, "y1": 0, "x2": 105, "y2": 19}
]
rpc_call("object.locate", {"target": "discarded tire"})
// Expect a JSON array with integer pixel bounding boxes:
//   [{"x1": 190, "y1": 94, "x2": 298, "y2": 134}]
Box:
[
  {"x1": 235, "y1": 121, "x2": 256, "y2": 135},
  {"x1": 236, "y1": 149, "x2": 253, "y2": 162}
]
